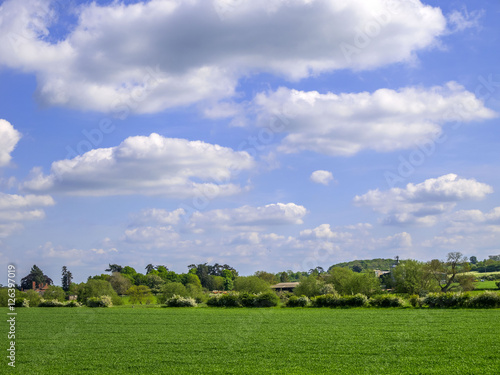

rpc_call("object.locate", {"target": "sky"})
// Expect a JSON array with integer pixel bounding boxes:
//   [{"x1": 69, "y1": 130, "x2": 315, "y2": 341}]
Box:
[{"x1": 0, "y1": 0, "x2": 499, "y2": 283}]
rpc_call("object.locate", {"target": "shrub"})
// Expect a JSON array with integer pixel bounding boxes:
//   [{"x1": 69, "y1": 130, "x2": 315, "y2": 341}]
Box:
[
  {"x1": 166, "y1": 295, "x2": 197, "y2": 307},
  {"x1": 311, "y1": 294, "x2": 340, "y2": 308},
  {"x1": 15, "y1": 298, "x2": 28, "y2": 307},
  {"x1": 340, "y1": 294, "x2": 368, "y2": 307},
  {"x1": 22, "y1": 299, "x2": 30, "y2": 308},
  {"x1": 468, "y1": 292, "x2": 500, "y2": 308},
  {"x1": 25, "y1": 290, "x2": 42, "y2": 307},
  {"x1": 38, "y1": 299, "x2": 65, "y2": 307},
  {"x1": 423, "y1": 292, "x2": 472, "y2": 308},
  {"x1": 65, "y1": 300, "x2": 82, "y2": 307},
  {"x1": 157, "y1": 282, "x2": 188, "y2": 304},
  {"x1": 286, "y1": 295, "x2": 310, "y2": 307},
  {"x1": 496, "y1": 281, "x2": 500, "y2": 290},
  {"x1": 234, "y1": 276, "x2": 271, "y2": 294},
  {"x1": 87, "y1": 295, "x2": 113, "y2": 307},
  {"x1": 408, "y1": 294, "x2": 424, "y2": 308},
  {"x1": 369, "y1": 295, "x2": 404, "y2": 308},
  {"x1": 207, "y1": 293, "x2": 241, "y2": 307},
  {"x1": 254, "y1": 292, "x2": 279, "y2": 307}
]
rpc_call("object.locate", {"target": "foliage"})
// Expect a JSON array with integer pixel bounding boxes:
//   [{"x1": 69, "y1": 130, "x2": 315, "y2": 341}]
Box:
[
  {"x1": 468, "y1": 292, "x2": 500, "y2": 308},
  {"x1": 145, "y1": 274, "x2": 165, "y2": 294},
  {"x1": 328, "y1": 258, "x2": 396, "y2": 272},
  {"x1": 286, "y1": 295, "x2": 310, "y2": 307},
  {"x1": 408, "y1": 294, "x2": 424, "y2": 308},
  {"x1": 239, "y1": 292, "x2": 279, "y2": 307},
  {"x1": 61, "y1": 266, "x2": 73, "y2": 292},
  {"x1": 87, "y1": 295, "x2": 113, "y2": 307},
  {"x1": 20, "y1": 265, "x2": 53, "y2": 290},
  {"x1": 109, "y1": 272, "x2": 133, "y2": 295},
  {"x1": 392, "y1": 260, "x2": 439, "y2": 295},
  {"x1": 78, "y1": 279, "x2": 119, "y2": 303},
  {"x1": 340, "y1": 294, "x2": 369, "y2": 307},
  {"x1": 127, "y1": 285, "x2": 154, "y2": 305},
  {"x1": 368, "y1": 295, "x2": 405, "y2": 308},
  {"x1": 423, "y1": 292, "x2": 472, "y2": 308},
  {"x1": 254, "y1": 271, "x2": 278, "y2": 285},
  {"x1": 166, "y1": 295, "x2": 197, "y2": 307},
  {"x1": 426, "y1": 252, "x2": 469, "y2": 292},
  {"x1": 66, "y1": 300, "x2": 82, "y2": 307},
  {"x1": 25, "y1": 289, "x2": 42, "y2": 307},
  {"x1": 294, "y1": 275, "x2": 323, "y2": 297},
  {"x1": 234, "y1": 276, "x2": 271, "y2": 294},
  {"x1": 311, "y1": 294, "x2": 340, "y2": 308},
  {"x1": 158, "y1": 282, "x2": 188, "y2": 304},
  {"x1": 223, "y1": 277, "x2": 234, "y2": 291},
  {"x1": 42, "y1": 285, "x2": 66, "y2": 302},
  {"x1": 324, "y1": 267, "x2": 380, "y2": 297},
  {"x1": 38, "y1": 299, "x2": 66, "y2": 307},
  {"x1": 207, "y1": 293, "x2": 241, "y2": 307},
  {"x1": 497, "y1": 281, "x2": 500, "y2": 290}
]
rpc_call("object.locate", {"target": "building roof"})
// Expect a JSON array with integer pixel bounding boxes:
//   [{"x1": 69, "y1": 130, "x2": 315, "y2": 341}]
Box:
[{"x1": 270, "y1": 282, "x2": 300, "y2": 289}]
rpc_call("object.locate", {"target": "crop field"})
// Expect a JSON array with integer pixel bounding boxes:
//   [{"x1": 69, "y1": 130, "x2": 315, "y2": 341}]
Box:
[{"x1": 3, "y1": 307, "x2": 500, "y2": 374}]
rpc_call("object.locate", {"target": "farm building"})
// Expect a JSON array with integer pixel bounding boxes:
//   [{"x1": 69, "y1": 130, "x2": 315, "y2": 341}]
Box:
[{"x1": 270, "y1": 282, "x2": 300, "y2": 292}]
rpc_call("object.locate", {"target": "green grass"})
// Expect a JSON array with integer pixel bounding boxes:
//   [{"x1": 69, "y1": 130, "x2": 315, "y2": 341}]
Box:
[
  {"x1": 473, "y1": 280, "x2": 499, "y2": 290},
  {"x1": 3, "y1": 307, "x2": 500, "y2": 374}
]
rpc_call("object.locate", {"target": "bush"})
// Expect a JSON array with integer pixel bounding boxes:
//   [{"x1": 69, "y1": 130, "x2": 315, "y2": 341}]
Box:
[
  {"x1": 423, "y1": 292, "x2": 472, "y2": 308},
  {"x1": 15, "y1": 298, "x2": 28, "y2": 307},
  {"x1": 22, "y1": 299, "x2": 30, "y2": 308},
  {"x1": 157, "y1": 282, "x2": 188, "y2": 304},
  {"x1": 468, "y1": 292, "x2": 500, "y2": 308},
  {"x1": 207, "y1": 293, "x2": 241, "y2": 307},
  {"x1": 65, "y1": 300, "x2": 82, "y2": 307},
  {"x1": 340, "y1": 294, "x2": 368, "y2": 307},
  {"x1": 311, "y1": 294, "x2": 340, "y2": 308},
  {"x1": 254, "y1": 292, "x2": 279, "y2": 307},
  {"x1": 369, "y1": 295, "x2": 405, "y2": 308},
  {"x1": 496, "y1": 281, "x2": 500, "y2": 290},
  {"x1": 234, "y1": 277, "x2": 271, "y2": 294},
  {"x1": 286, "y1": 295, "x2": 310, "y2": 307},
  {"x1": 409, "y1": 294, "x2": 424, "y2": 308},
  {"x1": 38, "y1": 299, "x2": 65, "y2": 307},
  {"x1": 87, "y1": 295, "x2": 113, "y2": 307},
  {"x1": 166, "y1": 295, "x2": 197, "y2": 307}
]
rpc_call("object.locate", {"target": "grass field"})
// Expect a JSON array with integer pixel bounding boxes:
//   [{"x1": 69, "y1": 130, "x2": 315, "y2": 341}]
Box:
[{"x1": 3, "y1": 307, "x2": 500, "y2": 374}]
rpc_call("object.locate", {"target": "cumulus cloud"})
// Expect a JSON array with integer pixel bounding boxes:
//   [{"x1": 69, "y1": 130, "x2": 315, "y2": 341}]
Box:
[
  {"x1": 310, "y1": 170, "x2": 334, "y2": 185},
  {"x1": 354, "y1": 174, "x2": 493, "y2": 225},
  {"x1": 189, "y1": 203, "x2": 307, "y2": 232},
  {"x1": 254, "y1": 83, "x2": 496, "y2": 156},
  {"x1": 0, "y1": 0, "x2": 449, "y2": 113},
  {"x1": 0, "y1": 119, "x2": 22, "y2": 167},
  {"x1": 22, "y1": 133, "x2": 254, "y2": 197},
  {"x1": 0, "y1": 193, "x2": 55, "y2": 237},
  {"x1": 447, "y1": 8, "x2": 484, "y2": 33}
]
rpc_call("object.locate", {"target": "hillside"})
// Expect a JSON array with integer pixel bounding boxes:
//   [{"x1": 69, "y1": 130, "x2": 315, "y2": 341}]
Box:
[{"x1": 328, "y1": 258, "x2": 396, "y2": 272}]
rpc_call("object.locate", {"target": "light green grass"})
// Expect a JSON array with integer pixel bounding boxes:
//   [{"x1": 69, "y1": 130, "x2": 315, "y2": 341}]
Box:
[
  {"x1": 473, "y1": 280, "x2": 499, "y2": 290},
  {"x1": 3, "y1": 307, "x2": 500, "y2": 374}
]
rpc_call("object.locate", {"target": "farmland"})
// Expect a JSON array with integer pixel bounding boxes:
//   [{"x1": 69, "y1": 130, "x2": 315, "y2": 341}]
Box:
[{"x1": 3, "y1": 307, "x2": 500, "y2": 374}]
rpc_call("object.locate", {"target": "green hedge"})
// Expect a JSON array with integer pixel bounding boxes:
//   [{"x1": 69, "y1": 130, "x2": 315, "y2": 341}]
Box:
[{"x1": 369, "y1": 295, "x2": 405, "y2": 308}]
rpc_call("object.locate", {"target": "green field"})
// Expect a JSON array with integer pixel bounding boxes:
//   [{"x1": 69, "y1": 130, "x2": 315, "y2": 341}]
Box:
[{"x1": 3, "y1": 307, "x2": 500, "y2": 374}]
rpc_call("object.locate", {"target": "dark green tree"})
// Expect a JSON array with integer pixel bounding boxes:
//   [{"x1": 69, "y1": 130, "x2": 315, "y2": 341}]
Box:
[
  {"x1": 61, "y1": 266, "x2": 73, "y2": 292},
  {"x1": 105, "y1": 264, "x2": 123, "y2": 273},
  {"x1": 145, "y1": 264, "x2": 155, "y2": 274},
  {"x1": 21, "y1": 265, "x2": 53, "y2": 290}
]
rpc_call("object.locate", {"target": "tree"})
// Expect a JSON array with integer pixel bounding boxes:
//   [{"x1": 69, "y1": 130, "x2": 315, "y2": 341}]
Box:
[
  {"x1": 109, "y1": 272, "x2": 132, "y2": 295},
  {"x1": 392, "y1": 260, "x2": 438, "y2": 295},
  {"x1": 159, "y1": 282, "x2": 188, "y2": 301},
  {"x1": 426, "y1": 252, "x2": 469, "y2": 292},
  {"x1": 324, "y1": 267, "x2": 380, "y2": 297},
  {"x1": 351, "y1": 265, "x2": 363, "y2": 273},
  {"x1": 234, "y1": 276, "x2": 270, "y2": 294},
  {"x1": 127, "y1": 285, "x2": 153, "y2": 305},
  {"x1": 469, "y1": 256, "x2": 478, "y2": 265},
  {"x1": 61, "y1": 266, "x2": 73, "y2": 292},
  {"x1": 145, "y1": 264, "x2": 155, "y2": 274},
  {"x1": 21, "y1": 265, "x2": 53, "y2": 290},
  {"x1": 294, "y1": 275, "x2": 323, "y2": 297},
  {"x1": 43, "y1": 285, "x2": 66, "y2": 302},
  {"x1": 279, "y1": 272, "x2": 289, "y2": 282},
  {"x1": 105, "y1": 264, "x2": 123, "y2": 273},
  {"x1": 254, "y1": 271, "x2": 278, "y2": 285},
  {"x1": 77, "y1": 279, "x2": 118, "y2": 303},
  {"x1": 146, "y1": 274, "x2": 165, "y2": 293}
]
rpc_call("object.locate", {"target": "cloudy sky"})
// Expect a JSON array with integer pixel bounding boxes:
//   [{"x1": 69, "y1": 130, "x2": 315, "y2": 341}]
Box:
[{"x1": 0, "y1": 0, "x2": 499, "y2": 282}]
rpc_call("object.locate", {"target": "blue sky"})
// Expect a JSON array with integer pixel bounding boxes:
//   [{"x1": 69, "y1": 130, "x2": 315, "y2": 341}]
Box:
[{"x1": 0, "y1": 0, "x2": 499, "y2": 283}]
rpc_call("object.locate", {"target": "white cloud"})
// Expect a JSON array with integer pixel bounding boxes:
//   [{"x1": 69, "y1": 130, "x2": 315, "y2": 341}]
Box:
[
  {"x1": 310, "y1": 170, "x2": 334, "y2": 185},
  {"x1": 0, "y1": 193, "x2": 55, "y2": 237},
  {"x1": 0, "y1": 119, "x2": 22, "y2": 167},
  {"x1": 189, "y1": 203, "x2": 307, "y2": 232},
  {"x1": 22, "y1": 133, "x2": 254, "y2": 197},
  {"x1": 447, "y1": 8, "x2": 484, "y2": 32},
  {"x1": 0, "y1": 0, "x2": 449, "y2": 113},
  {"x1": 37, "y1": 242, "x2": 118, "y2": 267},
  {"x1": 133, "y1": 208, "x2": 186, "y2": 225},
  {"x1": 254, "y1": 83, "x2": 496, "y2": 156},
  {"x1": 354, "y1": 174, "x2": 493, "y2": 225}
]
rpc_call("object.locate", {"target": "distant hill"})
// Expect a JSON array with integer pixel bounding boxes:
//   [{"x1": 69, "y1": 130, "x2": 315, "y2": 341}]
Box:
[{"x1": 328, "y1": 258, "x2": 396, "y2": 272}]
